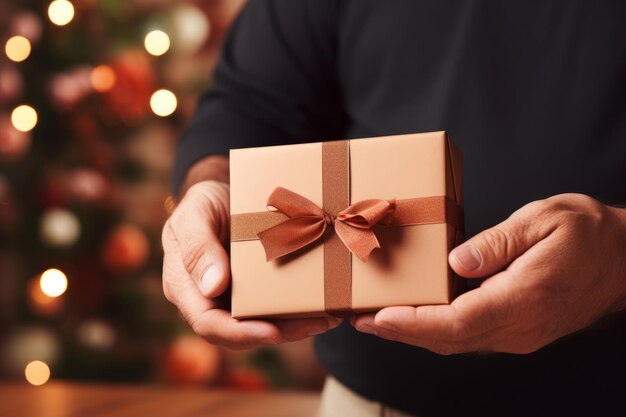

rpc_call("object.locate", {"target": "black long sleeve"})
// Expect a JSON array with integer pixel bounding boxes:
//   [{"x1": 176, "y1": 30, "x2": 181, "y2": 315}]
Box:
[{"x1": 174, "y1": 1, "x2": 626, "y2": 416}]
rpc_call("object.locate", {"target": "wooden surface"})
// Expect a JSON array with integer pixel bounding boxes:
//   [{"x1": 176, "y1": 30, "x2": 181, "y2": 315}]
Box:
[{"x1": 0, "y1": 382, "x2": 321, "y2": 417}]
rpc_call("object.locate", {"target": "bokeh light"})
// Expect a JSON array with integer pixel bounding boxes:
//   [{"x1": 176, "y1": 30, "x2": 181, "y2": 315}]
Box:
[
  {"x1": 39, "y1": 268, "x2": 68, "y2": 298},
  {"x1": 48, "y1": 0, "x2": 75, "y2": 26},
  {"x1": 144, "y1": 30, "x2": 170, "y2": 56},
  {"x1": 150, "y1": 89, "x2": 177, "y2": 117},
  {"x1": 25, "y1": 360, "x2": 51, "y2": 386},
  {"x1": 91, "y1": 65, "x2": 116, "y2": 92},
  {"x1": 11, "y1": 105, "x2": 38, "y2": 132},
  {"x1": 5, "y1": 36, "x2": 32, "y2": 62}
]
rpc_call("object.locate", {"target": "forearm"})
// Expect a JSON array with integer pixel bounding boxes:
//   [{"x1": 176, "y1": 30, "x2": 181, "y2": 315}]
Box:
[{"x1": 179, "y1": 155, "x2": 229, "y2": 199}]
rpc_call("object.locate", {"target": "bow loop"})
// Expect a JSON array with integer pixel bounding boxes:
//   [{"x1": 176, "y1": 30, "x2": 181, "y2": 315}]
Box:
[
  {"x1": 257, "y1": 187, "x2": 396, "y2": 262},
  {"x1": 336, "y1": 199, "x2": 396, "y2": 228}
]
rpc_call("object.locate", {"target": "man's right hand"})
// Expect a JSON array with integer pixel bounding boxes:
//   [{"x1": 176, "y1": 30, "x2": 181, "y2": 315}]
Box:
[{"x1": 162, "y1": 180, "x2": 341, "y2": 350}]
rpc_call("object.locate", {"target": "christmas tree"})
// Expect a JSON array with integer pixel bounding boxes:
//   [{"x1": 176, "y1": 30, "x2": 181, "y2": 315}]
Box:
[{"x1": 0, "y1": 0, "x2": 323, "y2": 389}]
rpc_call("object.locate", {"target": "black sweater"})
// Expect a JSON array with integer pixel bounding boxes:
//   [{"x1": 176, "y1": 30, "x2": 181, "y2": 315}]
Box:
[{"x1": 173, "y1": 1, "x2": 626, "y2": 415}]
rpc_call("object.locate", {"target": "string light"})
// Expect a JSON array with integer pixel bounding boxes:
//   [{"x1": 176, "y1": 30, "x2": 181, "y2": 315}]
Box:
[
  {"x1": 48, "y1": 0, "x2": 75, "y2": 26},
  {"x1": 150, "y1": 89, "x2": 177, "y2": 117},
  {"x1": 11, "y1": 105, "x2": 38, "y2": 132},
  {"x1": 144, "y1": 30, "x2": 170, "y2": 56},
  {"x1": 5, "y1": 36, "x2": 32, "y2": 62},
  {"x1": 40, "y1": 268, "x2": 68, "y2": 298},
  {"x1": 25, "y1": 360, "x2": 51, "y2": 386},
  {"x1": 91, "y1": 65, "x2": 116, "y2": 92}
]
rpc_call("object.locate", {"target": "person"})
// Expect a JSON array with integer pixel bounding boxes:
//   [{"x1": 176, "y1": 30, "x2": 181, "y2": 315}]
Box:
[{"x1": 162, "y1": 1, "x2": 626, "y2": 416}]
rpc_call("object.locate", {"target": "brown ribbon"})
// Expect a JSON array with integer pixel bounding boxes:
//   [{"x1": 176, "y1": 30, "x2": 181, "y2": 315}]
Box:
[
  {"x1": 230, "y1": 140, "x2": 463, "y2": 316},
  {"x1": 257, "y1": 187, "x2": 396, "y2": 262}
]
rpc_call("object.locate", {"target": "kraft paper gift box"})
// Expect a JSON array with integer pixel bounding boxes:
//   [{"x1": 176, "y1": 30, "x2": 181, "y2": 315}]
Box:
[{"x1": 229, "y1": 131, "x2": 463, "y2": 319}]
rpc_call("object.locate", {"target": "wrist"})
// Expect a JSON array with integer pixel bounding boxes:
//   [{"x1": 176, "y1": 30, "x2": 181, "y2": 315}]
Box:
[{"x1": 179, "y1": 155, "x2": 229, "y2": 200}]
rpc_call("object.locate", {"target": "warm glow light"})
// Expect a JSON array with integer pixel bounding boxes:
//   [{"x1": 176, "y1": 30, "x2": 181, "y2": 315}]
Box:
[
  {"x1": 144, "y1": 30, "x2": 170, "y2": 56},
  {"x1": 48, "y1": 0, "x2": 75, "y2": 26},
  {"x1": 40, "y1": 268, "x2": 68, "y2": 298},
  {"x1": 91, "y1": 65, "x2": 116, "y2": 92},
  {"x1": 150, "y1": 89, "x2": 177, "y2": 117},
  {"x1": 25, "y1": 361, "x2": 50, "y2": 386},
  {"x1": 11, "y1": 105, "x2": 38, "y2": 132},
  {"x1": 5, "y1": 36, "x2": 32, "y2": 62}
]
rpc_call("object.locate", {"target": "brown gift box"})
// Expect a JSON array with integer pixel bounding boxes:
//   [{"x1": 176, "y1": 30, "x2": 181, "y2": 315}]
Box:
[{"x1": 229, "y1": 131, "x2": 463, "y2": 319}]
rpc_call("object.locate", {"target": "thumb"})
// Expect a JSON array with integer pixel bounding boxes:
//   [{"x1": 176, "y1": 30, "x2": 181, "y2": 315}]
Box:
[
  {"x1": 169, "y1": 181, "x2": 231, "y2": 297},
  {"x1": 449, "y1": 205, "x2": 553, "y2": 278},
  {"x1": 180, "y1": 229, "x2": 231, "y2": 298}
]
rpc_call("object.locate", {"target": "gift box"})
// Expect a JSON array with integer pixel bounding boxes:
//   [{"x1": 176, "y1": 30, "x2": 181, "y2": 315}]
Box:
[{"x1": 229, "y1": 131, "x2": 463, "y2": 319}]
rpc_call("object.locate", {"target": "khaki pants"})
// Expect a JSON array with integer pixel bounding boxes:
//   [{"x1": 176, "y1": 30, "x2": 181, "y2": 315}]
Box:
[{"x1": 317, "y1": 377, "x2": 417, "y2": 417}]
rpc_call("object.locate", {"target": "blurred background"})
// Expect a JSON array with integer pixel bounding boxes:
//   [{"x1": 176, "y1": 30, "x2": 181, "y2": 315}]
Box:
[{"x1": 0, "y1": 0, "x2": 324, "y2": 390}]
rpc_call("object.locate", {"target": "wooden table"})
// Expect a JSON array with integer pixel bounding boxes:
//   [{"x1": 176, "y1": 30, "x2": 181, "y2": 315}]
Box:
[{"x1": 0, "y1": 382, "x2": 321, "y2": 417}]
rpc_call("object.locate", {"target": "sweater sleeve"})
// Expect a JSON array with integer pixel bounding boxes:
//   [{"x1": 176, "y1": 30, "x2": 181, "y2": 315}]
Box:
[{"x1": 172, "y1": 0, "x2": 347, "y2": 193}]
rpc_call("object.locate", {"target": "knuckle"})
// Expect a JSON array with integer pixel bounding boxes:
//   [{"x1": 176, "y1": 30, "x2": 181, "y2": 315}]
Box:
[
  {"x1": 480, "y1": 227, "x2": 514, "y2": 259},
  {"x1": 182, "y1": 241, "x2": 209, "y2": 277}
]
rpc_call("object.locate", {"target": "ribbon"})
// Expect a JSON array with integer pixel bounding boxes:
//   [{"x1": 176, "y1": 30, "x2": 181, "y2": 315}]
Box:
[
  {"x1": 257, "y1": 187, "x2": 396, "y2": 262},
  {"x1": 230, "y1": 140, "x2": 463, "y2": 316}
]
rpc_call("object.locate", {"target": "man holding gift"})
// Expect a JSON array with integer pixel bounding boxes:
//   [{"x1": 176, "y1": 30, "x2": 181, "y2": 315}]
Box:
[{"x1": 162, "y1": 1, "x2": 626, "y2": 416}]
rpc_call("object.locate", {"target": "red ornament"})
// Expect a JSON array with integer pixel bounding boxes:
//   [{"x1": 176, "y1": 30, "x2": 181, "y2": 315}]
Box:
[
  {"x1": 11, "y1": 11, "x2": 42, "y2": 43},
  {"x1": 66, "y1": 168, "x2": 108, "y2": 202},
  {"x1": 0, "y1": 116, "x2": 31, "y2": 160},
  {"x1": 225, "y1": 369, "x2": 269, "y2": 392},
  {"x1": 0, "y1": 66, "x2": 23, "y2": 103},
  {"x1": 101, "y1": 224, "x2": 150, "y2": 271},
  {"x1": 49, "y1": 67, "x2": 93, "y2": 109},
  {"x1": 103, "y1": 51, "x2": 155, "y2": 124},
  {"x1": 164, "y1": 335, "x2": 221, "y2": 385}
]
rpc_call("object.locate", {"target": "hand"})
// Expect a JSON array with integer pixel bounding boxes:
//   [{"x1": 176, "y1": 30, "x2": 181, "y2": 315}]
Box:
[
  {"x1": 162, "y1": 180, "x2": 341, "y2": 350},
  {"x1": 353, "y1": 193, "x2": 626, "y2": 354}
]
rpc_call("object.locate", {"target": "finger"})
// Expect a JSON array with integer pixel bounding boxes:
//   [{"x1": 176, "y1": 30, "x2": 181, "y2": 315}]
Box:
[
  {"x1": 168, "y1": 199, "x2": 231, "y2": 298},
  {"x1": 191, "y1": 309, "x2": 286, "y2": 349},
  {"x1": 272, "y1": 317, "x2": 343, "y2": 341},
  {"x1": 353, "y1": 273, "x2": 517, "y2": 347},
  {"x1": 163, "y1": 234, "x2": 284, "y2": 349},
  {"x1": 448, "y1": 202, "x2": 557, "y2": 278}
]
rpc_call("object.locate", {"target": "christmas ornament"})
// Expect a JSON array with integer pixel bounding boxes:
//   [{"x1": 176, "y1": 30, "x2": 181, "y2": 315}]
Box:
[
  {"x1": 0, "y1": 65, "x2": 23, "y2": 102},
  {"x1": 104, "y1": 50, "x2": 155, "y2": 123},
  {"x1": 49, "y1": 67, "x2": 92, "y2": 108},
  {"x1": 226, "y1": 368, "x2": 270, "y2": 391},
  {"x1": 27, "y1": 276, "x2": 65, "y2": 317},
  {"x1": 77, "y1": 320, "x2": 116, "y2": 351},
  {"x1": 1, "y1": 327, "x2": 60, "y2": 376},
  {"x1": 101, "y1": 223, "x2": 150, "y2": 270},
  {"x1": 11, "y1": 11, "x2": 43, "y2": 43},
  {"x1": 168, "y1": 4, "x2": 210, "y2": 55},
  {"x1": 164, "y1": 335, "x2": 221, "y2": 384},
  {"x1": 0, "y1": 116, "x2": 31, "y2": 160},
  {"x1": 40, "y1": 208, "x2": 81, "y2": 248},
  {"x1": 66, "y1": 168, "x2": 108, "y2": 202}
]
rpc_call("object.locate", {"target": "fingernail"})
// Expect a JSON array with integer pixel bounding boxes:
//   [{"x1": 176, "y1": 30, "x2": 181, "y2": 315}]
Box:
[
  {"x1": 201, "y1": 264, "x2": 220, "y2": 295},
  {"x1": 454, "y1": 244, "x2": 482, "y2": 271},
  {"x1": 356, "y1": 324, "x2": 378, "y2": 336}
]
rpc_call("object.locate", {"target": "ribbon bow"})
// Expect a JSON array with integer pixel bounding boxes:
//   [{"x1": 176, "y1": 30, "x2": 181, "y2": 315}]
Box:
[{"x1": 257, "y1": 187, "x2": 396, "y2": 262}]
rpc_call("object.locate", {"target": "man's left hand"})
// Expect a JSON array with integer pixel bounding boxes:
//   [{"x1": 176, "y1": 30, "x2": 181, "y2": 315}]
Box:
[{"x1": 353, "y1": 193, "x2": 626, "y2": 354}]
